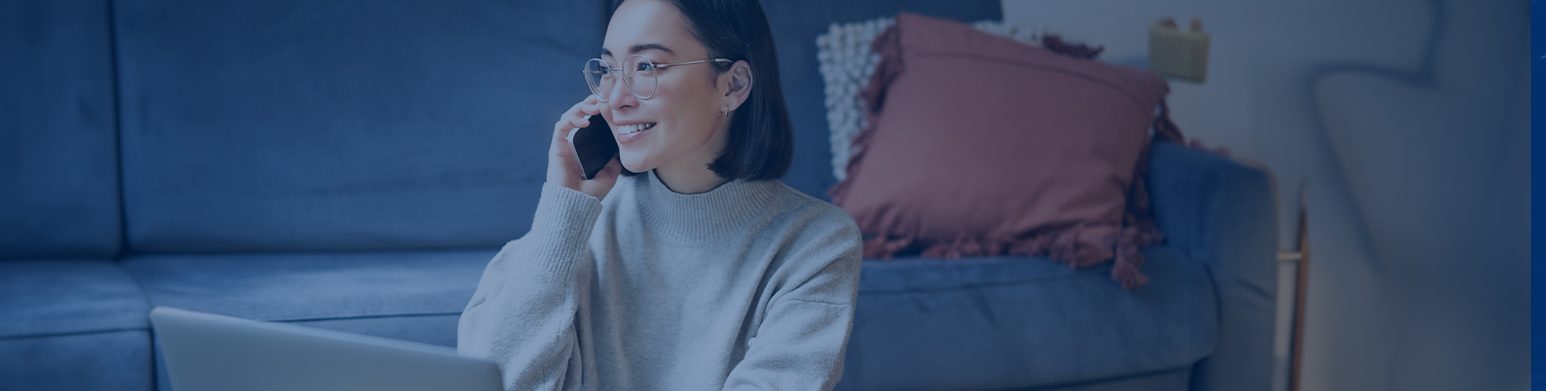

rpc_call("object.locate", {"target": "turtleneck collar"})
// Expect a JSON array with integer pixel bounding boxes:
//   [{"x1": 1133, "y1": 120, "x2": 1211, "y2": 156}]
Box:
[{"x1": 631, "y1": 170, "x2": 786, "y2": 245}]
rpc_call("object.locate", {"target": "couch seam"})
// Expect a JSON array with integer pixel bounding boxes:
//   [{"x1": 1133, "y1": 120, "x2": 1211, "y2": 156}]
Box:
[
  {"x1": 0, "y1": 326, "x2": 147, "y2": 341},
  {"x1": 107, "y1": 0, "x2": 128, "y2": 259}
]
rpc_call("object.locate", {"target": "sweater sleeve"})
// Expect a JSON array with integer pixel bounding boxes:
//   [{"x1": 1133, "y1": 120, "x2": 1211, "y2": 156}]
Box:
[
  {"x1": 722, "y1": 218, "x2": 864, "y2": 391},
  {"x1": 458, "y1": 183, "x2": 602, "y2": 391}
]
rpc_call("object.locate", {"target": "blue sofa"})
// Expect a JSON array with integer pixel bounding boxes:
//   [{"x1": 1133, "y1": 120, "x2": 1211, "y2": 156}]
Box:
[{"x1": 0, "y1": 0, "x2": 1277, "y2": 390}]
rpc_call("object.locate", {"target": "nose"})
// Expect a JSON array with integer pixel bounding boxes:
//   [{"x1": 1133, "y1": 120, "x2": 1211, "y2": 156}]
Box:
[{"x1": 605, "y1": 76, "x2": 638, "y2": 113}]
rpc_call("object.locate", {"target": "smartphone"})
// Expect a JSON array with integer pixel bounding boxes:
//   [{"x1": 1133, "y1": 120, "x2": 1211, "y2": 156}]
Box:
[{"x1": 569, "y1": 115, "x2": 617, "y2": 180}]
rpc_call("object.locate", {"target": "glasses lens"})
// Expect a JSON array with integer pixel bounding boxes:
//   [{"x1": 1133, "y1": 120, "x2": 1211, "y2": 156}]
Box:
[
  {"x1": 583, "y1": 59, "x2": 613, "y2": 100},
  {"x1": 624, "y1": 55, "x2": 658, "y2": 100}
]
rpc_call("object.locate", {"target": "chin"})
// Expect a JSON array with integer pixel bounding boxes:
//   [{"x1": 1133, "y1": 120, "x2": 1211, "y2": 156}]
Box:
[{"x1": 619, "y1": 152, "x2": 651, "y2": 174}]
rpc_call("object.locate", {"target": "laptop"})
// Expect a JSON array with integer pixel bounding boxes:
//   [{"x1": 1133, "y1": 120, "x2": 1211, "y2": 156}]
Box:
[{"x1": 148, "y1": 306, "x2": 502, "y2": 391}]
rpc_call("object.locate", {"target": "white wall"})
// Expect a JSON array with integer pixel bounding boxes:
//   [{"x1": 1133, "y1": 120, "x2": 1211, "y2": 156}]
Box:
[{"x1": 1001, "y1": 0, "x2": 1528, "y2": 390}]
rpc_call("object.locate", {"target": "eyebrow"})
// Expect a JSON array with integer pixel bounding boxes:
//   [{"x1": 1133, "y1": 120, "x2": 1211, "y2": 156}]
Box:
[{"x1": 601, "y1": 43, "x2": 676, "y2": 57}]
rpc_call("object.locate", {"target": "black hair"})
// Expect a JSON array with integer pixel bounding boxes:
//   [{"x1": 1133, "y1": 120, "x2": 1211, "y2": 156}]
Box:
[{"x1": 611, "y1": 0, "x2": 792, "y2": 180}]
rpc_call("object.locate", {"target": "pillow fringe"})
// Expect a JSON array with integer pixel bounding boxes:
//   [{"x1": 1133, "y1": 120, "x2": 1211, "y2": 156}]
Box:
[{"x1": 861, "y1": 220, "x2": 1164, "y2": 289}]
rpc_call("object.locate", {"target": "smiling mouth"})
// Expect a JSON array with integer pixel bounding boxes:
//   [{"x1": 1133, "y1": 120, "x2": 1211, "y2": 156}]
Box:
[{"x1": 618, "y1": 122, "x2": 657, "y2": 135}]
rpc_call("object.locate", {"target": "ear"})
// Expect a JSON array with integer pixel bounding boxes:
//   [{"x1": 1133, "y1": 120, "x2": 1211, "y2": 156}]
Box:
[{"x1": 719, "y1": 60, "x2": 754, "y2": 112}]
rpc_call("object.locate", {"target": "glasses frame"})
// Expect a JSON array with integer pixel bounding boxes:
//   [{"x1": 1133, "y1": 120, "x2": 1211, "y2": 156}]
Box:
[{"x1": 584, "y1": 55, "x2": 733, "y2": 102}]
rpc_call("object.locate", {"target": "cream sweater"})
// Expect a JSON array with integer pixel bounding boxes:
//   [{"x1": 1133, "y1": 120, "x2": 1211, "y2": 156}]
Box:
[{"x1": 458, "y1": 171, "x2": 863, "y2": 390}]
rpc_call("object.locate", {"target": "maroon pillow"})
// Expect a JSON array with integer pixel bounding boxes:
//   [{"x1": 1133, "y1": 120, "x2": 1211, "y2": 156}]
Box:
[{"x1": 830, "y1": 13, "x2": 1172, "y2": 288}]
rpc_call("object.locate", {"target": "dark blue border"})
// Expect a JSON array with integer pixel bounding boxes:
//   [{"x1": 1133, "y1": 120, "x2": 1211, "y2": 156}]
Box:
[{"x1": 1532, "y1": 1, "x2": 1543, "y2": 387}]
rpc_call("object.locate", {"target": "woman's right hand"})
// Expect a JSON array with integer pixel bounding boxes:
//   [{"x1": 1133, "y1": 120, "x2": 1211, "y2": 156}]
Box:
[{"x1": 547, "y1": 95, "x2": 622, "y2": 200}]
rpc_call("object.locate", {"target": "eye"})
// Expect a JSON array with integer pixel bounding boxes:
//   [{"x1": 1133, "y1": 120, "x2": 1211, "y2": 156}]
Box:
[{"x1": 634, "y1": 61, "x2": 657, "y2": 73}]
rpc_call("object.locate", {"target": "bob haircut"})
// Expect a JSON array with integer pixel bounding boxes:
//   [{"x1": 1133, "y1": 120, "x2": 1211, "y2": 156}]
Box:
[{"x1": 611, "y1": 0, "x2": 793, "y2": 181}]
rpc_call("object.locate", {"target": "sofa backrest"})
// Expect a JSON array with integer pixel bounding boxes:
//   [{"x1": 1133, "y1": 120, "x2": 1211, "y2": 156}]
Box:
[
  {"x1": 0, "y1": 0, "x2": 123, "y2": 260},
  {"x1": 7, "y1": 0, "x2": 1000, "y2": 256},
  {"x1": 113, "y1": 0, "x2": 607, "y2": 253}
]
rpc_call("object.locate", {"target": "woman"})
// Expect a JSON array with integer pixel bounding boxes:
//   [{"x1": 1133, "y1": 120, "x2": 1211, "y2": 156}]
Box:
[{"x1": 456, "y1": 0, "x2": 863, "y2": 389}]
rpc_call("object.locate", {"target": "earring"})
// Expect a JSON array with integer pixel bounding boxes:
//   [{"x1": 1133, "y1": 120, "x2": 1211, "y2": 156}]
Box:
[{"x1": 721, "y1": 104, "x2": 730, "y2": 118}]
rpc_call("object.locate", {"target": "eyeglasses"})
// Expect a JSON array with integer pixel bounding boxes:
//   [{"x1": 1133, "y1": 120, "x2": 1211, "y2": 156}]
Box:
[{"x1": 584, "y1": 55, "x2": 732, "y2": 102}]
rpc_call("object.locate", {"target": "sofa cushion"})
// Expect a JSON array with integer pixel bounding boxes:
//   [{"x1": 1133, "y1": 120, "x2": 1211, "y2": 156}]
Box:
[
  {"x1": 1023, "y1": 368, "x2": 1190, "y2": 391},
  {"x1": 0, "y1": 330, "x2": 154, "y2": 391},
  {"x1": 837, "y1": 246, "x2": 1216, "y2": 390},
  {"x1": 0, "y1": 0, "x2": 122, "y2": 259},
  {"x1": 0, "y1": 260, "x2": 153, "y2": 390},
  {"x1": 113, "y1": 0, "x2": 607, "y2": 253},
  {"x1": 0, "y1": 260, "x2": 150, "y2": 338},
  {"x1": 758, "y1": 0, "x2": 1001, "y2": 199},
  {"x1": 123, "y1": 248, "x2": 492, "y2": 345},
  {"x1": 127, "y1": 248, "x2": 492, "y2": 391}
]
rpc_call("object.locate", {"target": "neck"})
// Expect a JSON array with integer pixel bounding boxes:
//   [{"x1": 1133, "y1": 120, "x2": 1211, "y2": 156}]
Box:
[{"x1": 653, "y1": 161, "x2": 728, "y2": 194}]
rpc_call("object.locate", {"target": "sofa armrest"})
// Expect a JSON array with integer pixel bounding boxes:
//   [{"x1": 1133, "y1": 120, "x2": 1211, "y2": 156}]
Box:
[{"x1": 1144, "y1": 141, "x2": 1278, "y2": 391}]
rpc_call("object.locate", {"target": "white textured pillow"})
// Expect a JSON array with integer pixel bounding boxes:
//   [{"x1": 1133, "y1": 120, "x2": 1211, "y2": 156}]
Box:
[{"x1": 816, "y1": 18, "x2": 1043, "y2": 181}]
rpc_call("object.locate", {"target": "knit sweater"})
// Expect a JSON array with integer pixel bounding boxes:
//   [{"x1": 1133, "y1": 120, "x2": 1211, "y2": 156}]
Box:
[{"x1": 457, "y1": 170, "x2": 863, "y2": 391}]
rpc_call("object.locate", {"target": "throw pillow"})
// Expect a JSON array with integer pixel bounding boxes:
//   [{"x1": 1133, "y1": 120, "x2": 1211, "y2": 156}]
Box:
[{"x1": 829, "y1": 13, "x2": 1172, "y2": 288}]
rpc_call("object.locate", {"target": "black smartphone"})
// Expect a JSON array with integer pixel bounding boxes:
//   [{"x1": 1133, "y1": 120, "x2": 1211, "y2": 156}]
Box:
[{"x1": 569, "y1": 115, "x2": 618, "y2": 180}]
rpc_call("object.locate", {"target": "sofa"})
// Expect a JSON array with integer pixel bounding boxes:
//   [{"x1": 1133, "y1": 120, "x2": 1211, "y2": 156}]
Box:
[{"x1": 0, "y1": 0, "x2": 1277, "y2": 390}]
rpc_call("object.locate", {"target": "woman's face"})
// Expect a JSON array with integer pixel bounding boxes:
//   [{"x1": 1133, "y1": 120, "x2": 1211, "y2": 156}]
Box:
[{"x1": 599, "y1": 0, "x2": 730, "y2": 175}]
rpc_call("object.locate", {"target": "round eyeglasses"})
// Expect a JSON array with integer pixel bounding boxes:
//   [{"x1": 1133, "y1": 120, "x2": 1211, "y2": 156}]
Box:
[{"x1": 583, "y1": 55, "x2": 732, "y2": 102}]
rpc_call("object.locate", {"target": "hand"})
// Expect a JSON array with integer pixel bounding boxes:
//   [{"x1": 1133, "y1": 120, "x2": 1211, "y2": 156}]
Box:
[{"x1": 547, "y1": 95, "x2": 622, "y2": 200}]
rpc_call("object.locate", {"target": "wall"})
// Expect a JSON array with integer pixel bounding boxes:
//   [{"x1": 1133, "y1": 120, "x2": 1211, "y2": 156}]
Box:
[{"x1": 1000, "y1": 0, "x2": 1529, "y2": 389}]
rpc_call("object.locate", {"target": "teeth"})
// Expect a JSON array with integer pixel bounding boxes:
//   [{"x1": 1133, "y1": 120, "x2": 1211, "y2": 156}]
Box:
[{"x1": 620, "y1": 123, "x2": 656, "y2": 135}]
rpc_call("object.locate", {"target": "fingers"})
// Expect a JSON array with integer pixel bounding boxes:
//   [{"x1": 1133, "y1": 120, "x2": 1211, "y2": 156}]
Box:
[
  {"x1": 574, "y1": 98, "x2": 604, "y2": 126},
  {"x1": 555, "y1": 96, "x2": 605, "y2": 133}
]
